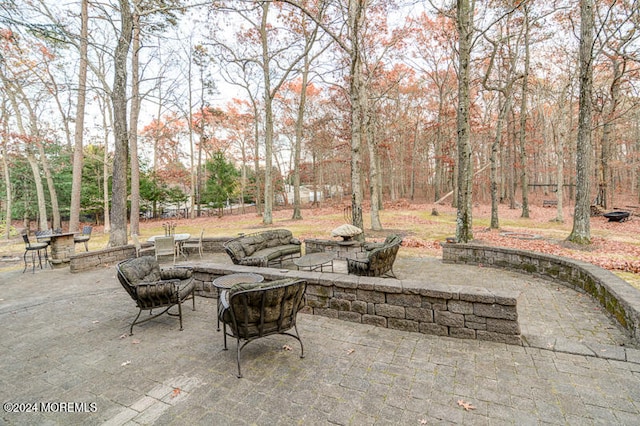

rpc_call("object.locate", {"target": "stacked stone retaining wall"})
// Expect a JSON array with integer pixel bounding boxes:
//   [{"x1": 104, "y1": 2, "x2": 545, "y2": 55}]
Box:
[
  {"x1": 69, "y1": 237, "x2": 229, "y2": 273},
  {"x1": 68, "y1": 238, "x2": 523, "y2": 344},
  {"x1": 190, "y1": 263, "x2": 522, "y2": 345},
  {"x1": 442, "y1": 243, "x2": 640, "y2": 344}
]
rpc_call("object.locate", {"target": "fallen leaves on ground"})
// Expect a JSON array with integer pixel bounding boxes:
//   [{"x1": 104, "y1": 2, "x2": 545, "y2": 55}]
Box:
[
  {"x1": 121, "y1": 360, "x2": 131, "y2": 366},
  {"x1": 282, "y1": 345, "x2": 292, "y2": 351},
  {"x1": 457, "y1": 399, "x2": 476, "y2": 411},
  {"x1": 171, "y1": 388, "x2": 181, "y2": 398},
  {"x1": 346, "y1": 348, "x2": 355, "y2": 355}
]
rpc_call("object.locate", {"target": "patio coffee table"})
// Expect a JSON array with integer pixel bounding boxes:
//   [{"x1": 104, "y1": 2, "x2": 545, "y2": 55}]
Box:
[
  {"x1": 213, "y1": 272, "x2": 264, "y2": 331},
  {"x1": 294, "y1": 252, "x2": 336, "y2": 272}
]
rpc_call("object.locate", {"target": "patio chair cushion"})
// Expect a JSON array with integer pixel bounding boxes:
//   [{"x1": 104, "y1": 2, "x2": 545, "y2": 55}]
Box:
[
  {"x1": 160, "y1": 268, "x2": 192, "y2": 281},
  {"x1": 220, "y1": 279, "x2": 296, "y2": 324},
  {"x1": 119, "y1": 256, "x2": 161, "y2": 284},
  {"x1": 116, "y1": 257, "x2": 196, "y2": 334},
  {"x1": 347, "y1": 234, "x2": 402, "y2": 277}
]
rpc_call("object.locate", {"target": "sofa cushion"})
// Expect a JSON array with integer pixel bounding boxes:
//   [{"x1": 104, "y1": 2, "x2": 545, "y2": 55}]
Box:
[
  {"x1": 241, "y1": 241, "x2": 257, "y2": 256},
  {"x1": 253, "y1": 244, "x2": 301, "y2": 261},
  {"x1": 225, "y1": 241, "x2": 245, "y2": 261}
]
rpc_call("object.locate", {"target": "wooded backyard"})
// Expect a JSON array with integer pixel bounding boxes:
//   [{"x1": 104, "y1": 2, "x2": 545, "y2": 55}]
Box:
[{"x1": 1, "y1": 0, "x2": 639, "y2": 246}]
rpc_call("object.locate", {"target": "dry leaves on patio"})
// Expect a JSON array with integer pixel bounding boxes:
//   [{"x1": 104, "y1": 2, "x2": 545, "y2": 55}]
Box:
[{"x1": 457, "y1": 399, "x2": 476, "y2": 411}]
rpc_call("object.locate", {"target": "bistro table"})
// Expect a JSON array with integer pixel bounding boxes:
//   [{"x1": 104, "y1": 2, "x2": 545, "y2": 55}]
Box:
[
  {"x1": 212, "y1": 272, "x2": 264, "y2": 331},
  {"x1": 294, "y1": 252, "x2": 336, "y2": 272},
  {"x1": 147, "y1": 233, "x2": 191, "y2": 259}
]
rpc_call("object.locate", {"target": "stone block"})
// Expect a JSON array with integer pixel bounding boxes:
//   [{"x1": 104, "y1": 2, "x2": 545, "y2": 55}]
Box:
[
  {"x1": 388, "y1": 318, "x2": 419, "y2": 333},
  {"x1": 375, "y1": 304, "x2": 406, "y2": 319},
  {"x1": 351, "y1": 300, "x2": 367, "y2": 314},
  {"x1": 458, "y1": 287, "x2": 496, "y2": 303},
  {"x1": 434, "y1": 311, "x2": 464, "y2": 328},
  {"x1": 367, "y1": 303, "x2": 376, "y2": 315},
  {"x1": 448, "y1": 300, "x2": 474, "y2": 315},
  {"x1": 449, "y1": 327, "x2": 476, "y2": 339},
  {"x1": 356, "y1": 289, "x2": 386, "y2": 303},
  {"x1": 335, "y1": 290, "x2": 357, "y2": 301},
  {"x1": 486, "y1": 318, "x2": 520, "y2": 335},
  {"x1": 387, "y1": 293, "x2": 421, "y2": 307},
  {"x1": 423, "y1": 297, "x2": 446, "y2": 310},
  {"x1": 338, "y1": 311, "x2": 362, "y2": 323},
  {"x1": 477, "y1": 331, "x2": 522, "y2": 345},
  {"x1": 330, "y1": 298, "x2": 351, "y2": 311},
  {"x1": 362, "y1": 315, "x2": 387, "y2": 327},
  {"x1": 464, "y1": 321, "x2": 486, "y2": 330},
  {"x1": 315, "y1": 308, "x2": 339, "y2": 319},
  {"x1": 494, "y1": 294, "x2": 519, "y2": 306},
  {"x1": 419, "y1": 323, "x2": 448, "y2": 336},
  {"x1": 421, "y1": 286, "x2": 457, "y2": 300},
  {"x1": 307, "y1": 284, "x2": 333, "y2": 298},
  {"x1": 474, "y1": 303, "x2": 517, "y2": 320},
  {"x1": 464, "y1": 315, "x2": 487, "y2": 324},
  {"x1": 306, "y1": 297, "x2": 329, "y2": 309},
  {"x1": 405, "y1": 307, "x2": 433, "y2": 323}
]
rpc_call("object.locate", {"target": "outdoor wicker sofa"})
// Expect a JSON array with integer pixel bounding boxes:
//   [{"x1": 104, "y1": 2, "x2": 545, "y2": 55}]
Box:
[
  {"x1": 223, "y1": 229, "x2": 302, "y2": 267},
  {"x1": 116, "y1": 257, "x2": 196, "y2": 335},
  {"x1": 347, "y1": 234, "x2": 403, "y2": 278}
]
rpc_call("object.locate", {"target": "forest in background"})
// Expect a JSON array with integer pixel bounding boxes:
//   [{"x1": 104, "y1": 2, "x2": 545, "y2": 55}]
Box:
[{"x1": 1, "y1": 0, "x2": 639, "y2": 246}]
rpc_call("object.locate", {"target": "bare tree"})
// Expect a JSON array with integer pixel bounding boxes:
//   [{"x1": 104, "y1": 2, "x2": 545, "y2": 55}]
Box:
[
  {"x1": 567, "y1": 0, "x2": 594, "y2": 245},
  {"x1": 109, "y1": 0, "x2": 133, "y2": 247},
  {"x1": 454, "y1": 0, "x2": 475, "y2": 242},
  {"x1": 69, "y1": 0, "x2": 88, "y2": 233}
]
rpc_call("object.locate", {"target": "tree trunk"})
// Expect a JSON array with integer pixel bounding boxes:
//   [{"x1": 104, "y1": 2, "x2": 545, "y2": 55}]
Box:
[
  {"x1": 519, "y1": 4, "x2": 531, "y2": 218},
  {"x1": 490, "y1": 95, "x2": 511, "y2": 229},
  {"x1": 129, "y1": 12, "x2": 141, "y2": 236},
  {"x1": 36, "y1": 139, "x2": 61, "y2": 230},
  {"x1": 261, "y1": 3, "x2": 274, "y2": 225},
  {"x1": 348, "y1": 0, "x2": 366, "y2": 234},
  {"x1": 253, "y1": 99, "x2": 262, "y2": 215},
  {"x1": 567, "y1": 0, "x2": 594, "y2": 245},
  {"x1": 109, "y1": 0, "x2": 133, "y2": 247},
  {"x1": 455, "y1": 0, "x2": 474, "y2": 242},
  {"x1": 69, "y1": 0, "x2": 88, "y2": 233},
  {"x1": 292, "y1": 55, "x2": 310, "y2": 221},
  {"x1": 1, "y1": 105, "x2": 12, "y2": 240},
  {"x1": 25, "y1": 152, "x2": 48, "y2": 230},
  {"x1": 596, "y1": 57, "x2": 622, "y2": 209},
  {"x1": 102, "y1": 96, "x2": 111, "y2": 233},
  {"x1": 367, "y1": 119, "x2": 382, "y2": 231},
  {"x1": 0, "y1": 72, "x2": 49, "y2": 231}
]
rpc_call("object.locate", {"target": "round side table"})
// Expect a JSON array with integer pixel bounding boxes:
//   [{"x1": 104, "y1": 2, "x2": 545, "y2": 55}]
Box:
[{"x1": 213, "y1": 272, "x2": 264, "y2": 331}]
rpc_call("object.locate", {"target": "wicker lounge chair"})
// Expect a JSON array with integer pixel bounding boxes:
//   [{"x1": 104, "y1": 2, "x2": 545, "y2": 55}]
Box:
[
  {"x1": 218, "y1": 278, "x2": 307, "y2": 377},
  {"x1": 347, "y1": 234, "x2": 402, "y2": 278},
  {"x1": 116, "y1": 257, "x2": 196, "y2": 335}
]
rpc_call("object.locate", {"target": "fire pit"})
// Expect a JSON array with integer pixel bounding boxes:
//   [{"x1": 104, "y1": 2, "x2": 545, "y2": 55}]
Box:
[{"x1": 603, "y1": 211, "x2": 630, "y2": 222}]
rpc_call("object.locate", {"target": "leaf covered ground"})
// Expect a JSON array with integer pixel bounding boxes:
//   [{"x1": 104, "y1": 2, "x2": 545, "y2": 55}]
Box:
[{"x1": 2, "y1": 199, "x2": 639, "y2": 288}]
